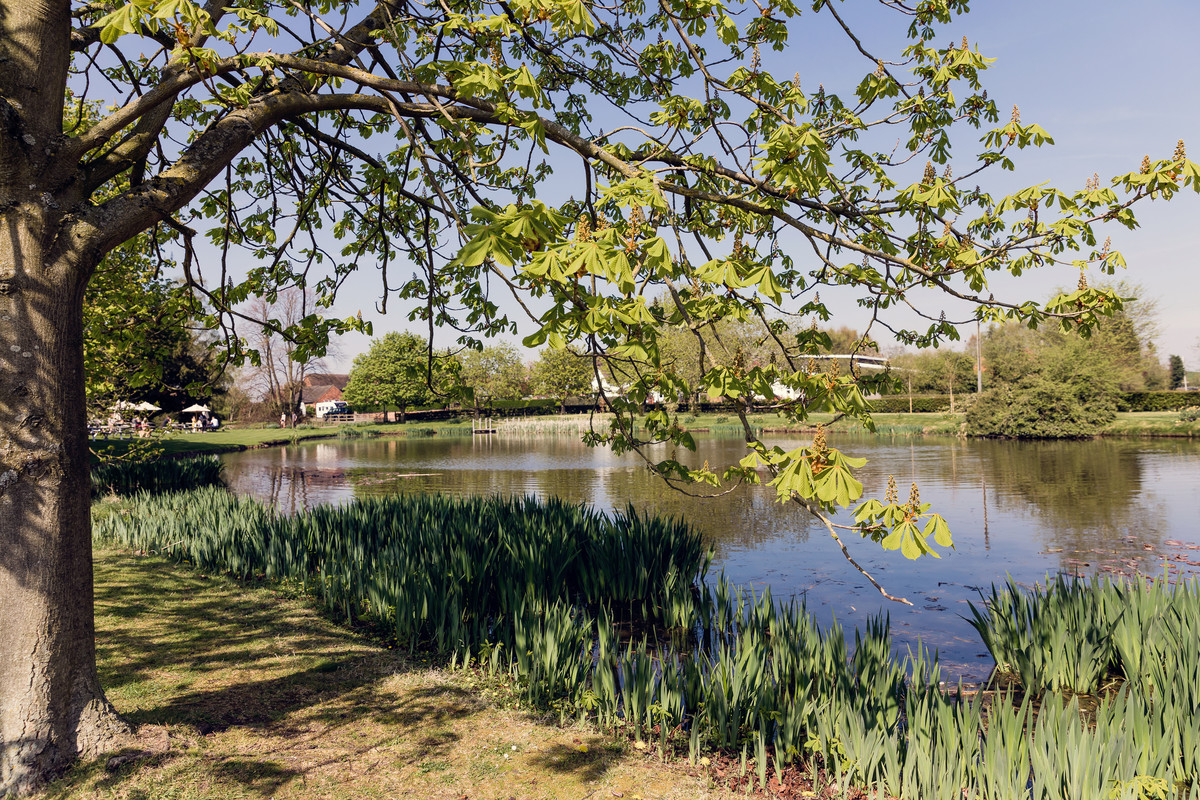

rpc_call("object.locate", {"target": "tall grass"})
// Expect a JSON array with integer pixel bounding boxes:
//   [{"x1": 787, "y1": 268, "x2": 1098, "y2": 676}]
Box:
[
  {"x1": 90, "y1": 455, "x2": 224, "y2": 497},
  {"x1": 96, "y1": 489, "x2": 1200, "y2": 798},
  {"x1": 498, "y1": 416, "x2": 616, "y2": 436},
  {"x1": 336, "y1": 425, "x2": 380, "y2": 439}
]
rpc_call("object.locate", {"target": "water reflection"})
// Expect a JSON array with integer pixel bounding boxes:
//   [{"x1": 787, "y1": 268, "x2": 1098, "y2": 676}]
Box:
[{"x1": 221, "y1": 433, "x2": 1200, "y2": 679}]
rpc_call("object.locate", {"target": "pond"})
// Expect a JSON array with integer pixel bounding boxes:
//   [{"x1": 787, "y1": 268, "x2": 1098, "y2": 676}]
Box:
[{"x1": 220, "y1": 432, "x2": 1200, "y2": 679}]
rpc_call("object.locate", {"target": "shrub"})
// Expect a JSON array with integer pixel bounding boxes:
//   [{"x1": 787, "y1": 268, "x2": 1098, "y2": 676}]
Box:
[{"x1": 965, "y1": 376, "x2": 1116, "y2": 438}]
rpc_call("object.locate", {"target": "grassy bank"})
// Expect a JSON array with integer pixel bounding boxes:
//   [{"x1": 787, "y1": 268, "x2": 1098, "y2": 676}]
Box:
[
  {"x1": 91, "y1": 419, "x2": 477, "y2": 459},
  {"x1": 89, "y1": 487, "x2": 1200, "y2": 799},
  {"x1": 41, "y1": 546, "x2": 732, "y2": 800},
  {"x1": 1102, "y1": 411, "x2": 1200, "y2": 437},
  {"x1": 90, "y1": 408, "x2": 1199, "y2": 465}
]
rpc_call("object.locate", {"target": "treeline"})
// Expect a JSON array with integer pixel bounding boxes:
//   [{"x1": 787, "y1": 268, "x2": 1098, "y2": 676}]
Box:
[{"x1": 888, "y1": 285, "x2": 1191, "y2": 438}]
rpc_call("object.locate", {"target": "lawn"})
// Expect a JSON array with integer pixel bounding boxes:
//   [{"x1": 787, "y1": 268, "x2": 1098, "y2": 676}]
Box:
[
  {"x1": 90, "y1": 419, "x2": 477, "y2": 459},
  {"x1": 40, "y1": 547, "x2": 737, "y2": 800}
]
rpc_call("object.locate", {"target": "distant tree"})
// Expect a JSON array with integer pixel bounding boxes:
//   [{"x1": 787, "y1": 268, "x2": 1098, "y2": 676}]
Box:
[
  {"x1": 1169, "y1": 355, "x2": 1186, "y2": 389},
  {"x1": 459, "y1": 343, "x2": 528, "y2": 411},
  {"x1": 820, "y1": 327, "x2": 880, "y2": 357},
  {"x1": 531, "y1": 348, "x2": 596, "y2": 413},
  {"x1": 241, "y1": 290, "x2": 329, "y2": 420},
  {"x1": 890, "y1": 348, "x2": 975, "y2": 410},
  {"x1": 343, "y1": 333, "x2": 442, "y2": 423},
  {"x1": 966, "y1": 323, "x2": 1123, "y2": 438},
  {"x1": 84, "y1": 238, "x2": 227, "y2": 417}
]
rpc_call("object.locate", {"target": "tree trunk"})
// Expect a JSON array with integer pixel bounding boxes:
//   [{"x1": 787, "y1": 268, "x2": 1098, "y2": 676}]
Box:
[{"x1": 0, "y1": 201, "x2": 130, "y2": 794}]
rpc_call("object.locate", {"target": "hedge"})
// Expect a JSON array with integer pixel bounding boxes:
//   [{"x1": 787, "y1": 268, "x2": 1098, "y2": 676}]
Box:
[
  {"x1": 869, "y1": 394, "x2": 955, "y2": 413},
  {"x1": 1116, "y1": 391, "x2": 1200, "y2": 412}
]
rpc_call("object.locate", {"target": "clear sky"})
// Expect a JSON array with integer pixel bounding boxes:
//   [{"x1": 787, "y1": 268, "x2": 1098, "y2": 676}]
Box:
[{"x1": 319, "y1": 0, "x2": 1200, "y2": 371}]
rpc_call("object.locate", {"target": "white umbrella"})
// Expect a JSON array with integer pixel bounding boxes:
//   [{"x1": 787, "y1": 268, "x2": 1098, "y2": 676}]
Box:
[
  {"x1": 133, "y1": 401, "x2": 161, "y2": 412},
  {"x1": 181, "y1": 403, "x2": 211, "y2": 413}
]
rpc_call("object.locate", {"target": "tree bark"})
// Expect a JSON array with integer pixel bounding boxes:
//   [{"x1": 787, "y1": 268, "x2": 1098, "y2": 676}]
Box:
[{"x1": 0, "y1": 166, "x2": 129, "y2": 800}]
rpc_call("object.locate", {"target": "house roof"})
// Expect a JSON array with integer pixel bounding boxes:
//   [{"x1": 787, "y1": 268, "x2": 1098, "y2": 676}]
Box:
[
  {"x1": 303, "y1": 373, "x2": 350, "y2": 389},
  {"x1": 300, "y1": 385, "x2": 344, "y2": 404}
]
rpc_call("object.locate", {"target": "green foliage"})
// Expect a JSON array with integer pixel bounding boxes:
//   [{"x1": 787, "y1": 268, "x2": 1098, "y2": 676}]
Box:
[
  {"x1": 1121, "y1": 391, "x2": 1199, "y2": 412},
  {"x1": 97, "y1": 489, "x2": 1200, "y2": 796},
  {"x1": 90, "y1": 456, "x2": 224, "y2": 497},
  {"x1": 530, "y1": 347, "x2": 594, "y2": 408},
  {"x1": 888, "y1": 349, "x2": 976, "y2": 397},
  {"x1": 343, "y1": 332, "x2": 447, "y2": 416},
  {"x1": 458, "y1": 342, "x2": 528, "y2": 406},
  {"x1": 1170, "y1": 355, "x2": 1187, "y2": 390},
  {"x1": 870, "y1": 395, "x2": 955, "y2": 414},
  {"x1": 965, "y1": 322, "x2": 1122, "y2": 438},
  {"x1": 96, "y1": 488, "x2": 711, "y2": 637},
  {"x1": 967, "y1": 374, "x2": 1117, "y2": 438}
]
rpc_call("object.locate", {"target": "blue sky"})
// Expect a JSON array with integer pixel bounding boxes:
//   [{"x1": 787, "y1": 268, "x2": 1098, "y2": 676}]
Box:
[{"x1": 318, "y1": 0, "x2": 1200, "y2": 371}]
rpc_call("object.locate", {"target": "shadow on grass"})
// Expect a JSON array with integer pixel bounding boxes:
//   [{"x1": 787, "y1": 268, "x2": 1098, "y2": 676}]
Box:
[
  {"x1": 91, "y1": 552, "x2": 435, "y2": 733},
  {"x1": 527, "y1": 740, "x2": 623, "y2": 783},
  {"x1": 51, "y1": 550, "x2": 497, "y2": 798}
]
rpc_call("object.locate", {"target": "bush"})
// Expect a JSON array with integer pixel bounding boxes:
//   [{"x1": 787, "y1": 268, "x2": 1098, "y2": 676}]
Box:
[{"x1": 965, "y1": 376, "x2": 1116, "y2": 438}]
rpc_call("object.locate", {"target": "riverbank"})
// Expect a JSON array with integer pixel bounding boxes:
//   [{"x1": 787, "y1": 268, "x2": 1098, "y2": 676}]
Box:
[
  {"x1": 90, "y1": 409, "x2": 1200, "y2": 462},
  {"x1": 42, "y1": 546, "x2": 736, "y2": 800}
]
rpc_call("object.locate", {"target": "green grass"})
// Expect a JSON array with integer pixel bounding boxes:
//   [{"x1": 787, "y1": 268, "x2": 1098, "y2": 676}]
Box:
[
  {"x1": 91, "y1": 419, "x2": 477, "y2": 458},
  {"x1": 89, "y1": 410, "x2": 1198, "y2": 466},
  {"x1": 41, "y1": 547, "x2": 730, "y2": 800},
  {"x1": 1102, "y1": 411, "x2": 1200, "y2": 437}
]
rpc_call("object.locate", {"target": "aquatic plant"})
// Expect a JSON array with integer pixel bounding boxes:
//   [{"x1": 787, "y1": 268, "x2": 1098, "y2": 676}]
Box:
[
  {"x1": 90, "y1": 455, "x2": 224, "y2": 497},
  {"x1": 96, "y1": 488, "x2": 1200, "y2": 798}
]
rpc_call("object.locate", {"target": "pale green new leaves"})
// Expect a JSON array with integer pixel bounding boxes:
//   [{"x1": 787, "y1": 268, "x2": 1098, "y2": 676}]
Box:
[
  {"x1": 94, "y1": 0, "x2": 215, "y2": 45},
  {"x1": 854, "y1": 498, "x2": 954, "y2": 560}
]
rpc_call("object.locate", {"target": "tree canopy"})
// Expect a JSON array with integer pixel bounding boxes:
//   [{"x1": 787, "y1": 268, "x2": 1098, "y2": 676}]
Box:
[
  {"x1": 458, "y1": 342, "x2": 528, "y2": 407},
  {"x1": 531, "y1": 346, "x2": 595, "y2": 408},
  {"x1": 3, "y1": 0, "x2": 1200, "y2": 791},
  {"x1": 343, "y1": 331, "x2": 441, "y2": 419}
]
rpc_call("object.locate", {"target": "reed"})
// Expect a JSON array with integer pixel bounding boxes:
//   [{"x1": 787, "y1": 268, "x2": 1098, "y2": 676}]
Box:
[
  {"x1": 97, "y1": 488, "x2": 1200, "y2": 799},
  {"x1": 336, "y1": 425, "x2": 380, "y2": 439},
  {"x1": 90, "y1": 455, "x2": 224, "y2": 497}
]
